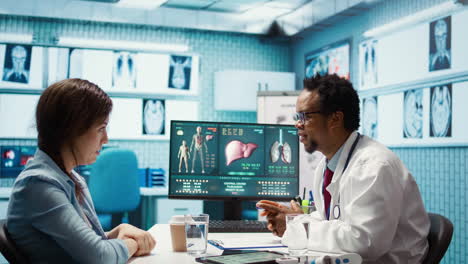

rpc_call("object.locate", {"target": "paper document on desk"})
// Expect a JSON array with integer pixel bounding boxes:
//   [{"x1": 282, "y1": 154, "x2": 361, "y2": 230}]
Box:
[{"x1": 208, "y1": 237, "x2": 286, "y2": 250}]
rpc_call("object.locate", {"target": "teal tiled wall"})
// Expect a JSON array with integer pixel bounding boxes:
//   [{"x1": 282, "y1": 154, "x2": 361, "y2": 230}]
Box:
[
  {"x1": 291, "y1": 0, "x2": 466, "y2": 262},
  {"x1": 392, "y1": 147, "x2": 467, "y2": 263}
]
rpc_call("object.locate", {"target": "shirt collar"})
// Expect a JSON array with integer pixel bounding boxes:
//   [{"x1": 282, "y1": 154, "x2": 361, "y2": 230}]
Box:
[{"x1": 326, "y1": 143, "x2": 345, "y2": 173}]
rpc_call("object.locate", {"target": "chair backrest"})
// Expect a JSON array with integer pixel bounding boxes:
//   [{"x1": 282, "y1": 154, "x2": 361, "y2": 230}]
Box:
[
  {"x1": 422, "y1": 212, "x2": 454, "y2": 264},
  {"x1": 0, "y1": 219, "x2": 29, "y2": 264},
  {"x1": 88, "y1": 148, "x2": 141, "y2": 213}
]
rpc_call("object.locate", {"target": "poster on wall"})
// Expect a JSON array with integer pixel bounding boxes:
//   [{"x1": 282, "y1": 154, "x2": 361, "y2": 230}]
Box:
[
  {"x1": 429, "y1": 16, "x2": 451, "y2": 72},
  {"x1": 430, "y1": 84, "x2": 452, "y2": 137},
  {"x1": 304, "y1": 39, "x2": 350, "y2": 80},
  {"x1": 403, "y1": 89, "x2": 423, "y2": 138},
  {"x1": 142, "y1": 98, "x2": 166, "y2": 135},
  {"x1": 2, "y1": 44, "x2": 32, "y2": 84},
  {"x1": 112, "y1": 51, "x2": 137, "y2": 90},
  {"x1": 359, "y1": 39, "x2": 378, "y2": 88},
  {"x1": 168, "y1": 55, "x2": 192, "y2": 90},
  {"x1": 362, "y1": 96, "x2": 378, "y2": 139}
]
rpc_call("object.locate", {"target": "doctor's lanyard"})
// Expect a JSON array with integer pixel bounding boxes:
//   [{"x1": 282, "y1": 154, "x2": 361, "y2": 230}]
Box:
[{"x1": 325, "y1": 133, "x2": 361, "y2": 219}]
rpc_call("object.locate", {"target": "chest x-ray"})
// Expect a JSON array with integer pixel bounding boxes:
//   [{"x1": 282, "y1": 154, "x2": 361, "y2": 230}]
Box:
[
  {"x1": 362, "y1": 97, "x2": 378, "y2": 139},
  {"x1": 430, "y1": 84, "x2": 452, "y2": 137},
  {"x1": 403, "y1": 89, "x2": 423, "y2": 138},
  {"x1": 360, "y1": 40, "x2": 378, "y2": 87},
  {"x1": 429, "y1": 16, "x2": 451, "y2": 72},
  {"x1": 168, "y1": 55, "x2": 192, "y2": 90},
  {"x1": 2, "y1": 44, "x2": 32, "y2": 84},
  {"x1": 142, "y1": 99, "x2": 165, "y2": 135},
  {"x1": 112, "y1": 51, "x2": 137, "y2": 89}
]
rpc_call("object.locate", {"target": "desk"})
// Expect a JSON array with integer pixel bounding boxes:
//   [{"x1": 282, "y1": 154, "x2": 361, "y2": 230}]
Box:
[
  {"x1": 0, "y1": 187, "x2": 168, "y2": 199},
  {"x1": 129, "y1": 224, "x2": 289, "y2": 264}
]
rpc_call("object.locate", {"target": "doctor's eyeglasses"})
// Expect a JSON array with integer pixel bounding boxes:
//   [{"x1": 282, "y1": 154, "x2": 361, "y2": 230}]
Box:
[{"x1": 293, "y1": 111, "x2": 322, "y2": 124}]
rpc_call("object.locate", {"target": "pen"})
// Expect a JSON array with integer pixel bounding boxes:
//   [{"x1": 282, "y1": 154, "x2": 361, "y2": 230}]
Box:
[
  {"x1": 302, "y1": 187, "x2": 306, "y2": 200},
  {"x1": 309, "y1": 191, "x2": 314, "y2": 204}
]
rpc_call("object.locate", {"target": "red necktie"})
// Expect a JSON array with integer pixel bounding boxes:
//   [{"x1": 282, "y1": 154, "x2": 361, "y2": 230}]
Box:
[{"x1": 323, "y1": 167, "x2": 334, "y2": 220}]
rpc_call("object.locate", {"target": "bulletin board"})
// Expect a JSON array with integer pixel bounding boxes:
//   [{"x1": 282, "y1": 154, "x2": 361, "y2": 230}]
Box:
[
  {"x1": 0, "y1": 94, "x2": 199, "y2": 140},
  {"x1": 358, "y1": 9, "x2": 468, "y2": 147},
  {"x1": 0, "y1": 40, "x2": 200, "y2": 140}
]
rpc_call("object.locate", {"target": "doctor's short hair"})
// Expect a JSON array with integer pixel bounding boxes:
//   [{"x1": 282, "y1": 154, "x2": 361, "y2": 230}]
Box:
[
  {"x1": 36, "y1": 78, "x2": 113, "y2": 170},
  {"x1": 303, "y1": 74, "x2": 360, "y2": 132}
]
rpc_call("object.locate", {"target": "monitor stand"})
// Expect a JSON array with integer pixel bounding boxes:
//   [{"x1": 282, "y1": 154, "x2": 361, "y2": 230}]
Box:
[{"x1": 223, "y1": 200, "x2": 242, "y2": 220}]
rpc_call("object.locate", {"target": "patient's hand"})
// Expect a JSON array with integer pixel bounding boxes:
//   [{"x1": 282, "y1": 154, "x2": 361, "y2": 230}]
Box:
[
  {"x1": 256, "y1": 200, "x2": 302, "y2": 237},
  {"x1": 115, "y1": 224, "x2": 156, "y2": 256}
]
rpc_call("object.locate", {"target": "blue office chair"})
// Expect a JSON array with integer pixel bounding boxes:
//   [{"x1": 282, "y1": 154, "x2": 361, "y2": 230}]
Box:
[{"x1": 88, "y1": 148, "x2": 141, "y2": 231}]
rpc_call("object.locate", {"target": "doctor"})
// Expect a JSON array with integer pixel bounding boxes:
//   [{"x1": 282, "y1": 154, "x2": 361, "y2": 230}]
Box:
[{"x1": 256, "y1": 74, "x2": 430, "y2": 263}]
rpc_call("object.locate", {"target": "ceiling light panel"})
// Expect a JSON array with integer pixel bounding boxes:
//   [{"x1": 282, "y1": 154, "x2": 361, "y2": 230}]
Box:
[
  {"x1": 241, "y1": 5, "x2": 292, "y2": 20},
  {"x1": 208, "y1": 0, "x2": 268, "y2": 13},
  {"x1": 117, "y1": 0, "x2": 168, "y2": 9},
  {"x1": 265, "y1": 0, "x2": 309, "y2": 9},
  {"x1": 163, "y1": 0, "x2": 215, "y2": 9}
]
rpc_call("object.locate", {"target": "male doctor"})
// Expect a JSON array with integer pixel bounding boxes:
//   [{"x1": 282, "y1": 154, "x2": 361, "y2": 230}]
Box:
[{"x1": 256, "y1": 74, "x2": 430, "y2": 263}]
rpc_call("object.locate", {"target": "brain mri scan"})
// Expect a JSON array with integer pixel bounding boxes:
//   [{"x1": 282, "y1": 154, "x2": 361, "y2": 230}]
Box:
[
  {"x1": 403, "y1": 89, "x2": 423, "y2": 138},
  {"x1": 430, "y1": 85, "x2": 452, "y2": 137}
]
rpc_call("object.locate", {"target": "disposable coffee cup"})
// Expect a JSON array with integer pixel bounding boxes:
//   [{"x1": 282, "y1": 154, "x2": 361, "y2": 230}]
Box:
[{"x1": 169, "y1": 215, "x2": 187, "y2": 252}]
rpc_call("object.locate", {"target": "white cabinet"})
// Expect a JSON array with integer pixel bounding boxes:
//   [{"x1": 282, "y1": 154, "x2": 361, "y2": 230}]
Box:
[
  {"x1": 156, "y1": 198, "x2": 203, "y2": 224},
  {"x1": 214, "y1": 70, "x2": 295, "y2": 111}
]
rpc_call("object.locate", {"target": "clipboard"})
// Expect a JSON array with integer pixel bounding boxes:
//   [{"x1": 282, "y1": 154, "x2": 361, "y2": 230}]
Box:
[{"x1": 208, "y1": 237, "x2": 286, "y2": 250}]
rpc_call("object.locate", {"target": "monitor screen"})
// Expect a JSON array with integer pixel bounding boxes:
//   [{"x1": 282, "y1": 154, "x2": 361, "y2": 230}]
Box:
[{"x1": 168, "y1": 120, "x2": 299, "y2": 201}]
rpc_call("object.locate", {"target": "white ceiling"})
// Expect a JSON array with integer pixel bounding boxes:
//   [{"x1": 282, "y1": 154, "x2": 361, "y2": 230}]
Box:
[{"x1": 0, "y1": 0, "x2": 381, "y2": 37}]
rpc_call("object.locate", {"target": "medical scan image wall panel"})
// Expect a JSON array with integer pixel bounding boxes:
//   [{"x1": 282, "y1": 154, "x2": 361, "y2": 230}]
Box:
[
  {"x1": 47, "y1": 47, "x2": 70, "y2": 86},
  {"x1": 107, "y1": 98, "x2": 142, "y2": 139},
  {"x1": 0, "y1": 44, "x2": 43, "y2": 89},
  {"x1": 0, "y1": 94, "x2": 39, "y2": 138},
  {"x1": 136, "y1": 53, "x2": 169, "y2": 92},
  {"x1": 168, "y1": 55, "x2": 191, "y2": 90},
  {"x1": 170, "y1": 122, "x2": 218, "y2": 176},
  {"x1": 430, "y1": 84, "x2": 452, "y2": 137},
  {"x1": 403, "y1": 89, "x2": 423, "y2": 139},
  {"x1": 304, "y1": 40, "x2": 350, "y2": 80},
  {"x1": 362, "y1": 96, "x2": 378, "y2": 139},
  {"x1": 68, "y1": 49, "x2": 113, "y2": 90},
  {"x1": 359, "y1": 39, "x2": 378, "y2": 88},
  {"x1": 218, "y1": 124, "x2": 265, "y2": 177},
  {"x1": 142, "y1": 98, "x2": 165, "y2": 135},
  {"x1": 429, "y1": 16, "x2": 451, "y2": 72},
  {"x1": 264, "y1": 126, "x2": 299, "y2": 177},
  {"x1": 112, "y1": 51, "x2": 137, "y2": 90}
]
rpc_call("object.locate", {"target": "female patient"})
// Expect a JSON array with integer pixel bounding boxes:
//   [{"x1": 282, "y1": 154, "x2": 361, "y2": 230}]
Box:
[{"x1": 6, "y1": 78, "x2": 156, "y2": 263}]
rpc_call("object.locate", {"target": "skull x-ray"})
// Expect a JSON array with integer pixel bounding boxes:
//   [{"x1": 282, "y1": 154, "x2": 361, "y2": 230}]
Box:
[
  {"x1": 112, "y1": 51, "x2": 137, "y2": 89},
  {"x1": 429, "y1": 16, "x2": 451, "y2": 72},
  {"x1": 360, "y1": 40, "x2": 378, "y2": 87},
  {"x1": 2, "y1": 44, "x2": 32, "y2": 84},
  {"x1": 142, "y1": 99, "x2": 165, "y2": 135},
  {"x1": 403, "y1": 89, "x2": 423, "y2": 138},
  {"x1": 168, "y1": 55, "x2": 192, "y2": 90},
  {"x1": 362, "y1": 97, "x2": 378, "y2": 139},
  {"x1": 430, "y1": 84, "x2": 452, "y2": 137}
]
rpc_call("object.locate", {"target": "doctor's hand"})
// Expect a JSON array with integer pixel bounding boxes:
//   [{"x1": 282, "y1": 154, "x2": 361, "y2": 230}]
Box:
[
  {"x1": 256, "y1": 200, "x2": 302, "y2": 237},
  {"x1": 112, "y1": 224, "x2": 156, "y2": 256}
]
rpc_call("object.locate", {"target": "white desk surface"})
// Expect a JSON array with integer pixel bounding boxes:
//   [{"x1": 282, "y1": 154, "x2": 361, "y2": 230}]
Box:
[
  {"x1": 129, "y1": 224, "x2": 289, "y2": 264},
  {"x1": 0, "y1": 187, "x2": 168, "y2": 199}
]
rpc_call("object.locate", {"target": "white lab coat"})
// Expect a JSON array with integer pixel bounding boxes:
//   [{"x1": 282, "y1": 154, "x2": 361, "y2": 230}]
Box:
[{"x1": 286, "y1": 131, "x2": 430, "y2": 264}]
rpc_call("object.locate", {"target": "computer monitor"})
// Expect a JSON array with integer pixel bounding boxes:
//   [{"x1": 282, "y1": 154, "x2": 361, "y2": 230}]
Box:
[{"x1": 168, "y1": 120, "x2": 300, "y2": 220}]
